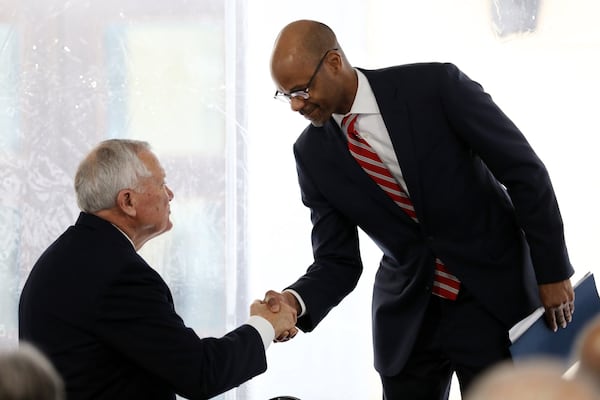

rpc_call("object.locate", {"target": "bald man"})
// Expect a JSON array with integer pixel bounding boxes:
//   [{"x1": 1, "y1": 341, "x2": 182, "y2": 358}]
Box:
[
  {"x1": 573, "y1": 315, "x2": 600, "y2": 393},
  {"x1": 264, "y1": 19, "x2": 575, "y2": 399},
  {"x1": 466, "y1": 359, "x2": 597, "y2": 400}
]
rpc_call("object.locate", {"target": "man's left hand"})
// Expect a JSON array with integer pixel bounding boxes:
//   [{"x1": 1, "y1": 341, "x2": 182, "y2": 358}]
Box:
[{"x1": 538, "y1": 279, "x2": 575, "y2": 332}]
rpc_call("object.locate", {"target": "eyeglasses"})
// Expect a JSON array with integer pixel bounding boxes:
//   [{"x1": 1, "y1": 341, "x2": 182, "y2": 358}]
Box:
[{"x1": 273, "y1": 48, "x2": 338, "y2": 103}]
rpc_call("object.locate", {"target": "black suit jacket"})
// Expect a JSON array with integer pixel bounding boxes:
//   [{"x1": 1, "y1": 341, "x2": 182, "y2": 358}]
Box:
[
  {"x1": 287, "y1": 63, "x2": 573, "y2": 376},
  {"x1": 19, "y1": 212, "x2": 266, "y2": 399}
]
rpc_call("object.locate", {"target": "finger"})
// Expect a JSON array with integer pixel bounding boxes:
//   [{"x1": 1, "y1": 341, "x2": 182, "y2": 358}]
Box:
[
  {"x1": 278, "y1": 330, "x2": 290, "y2": 340},
  {"x1": 569, "y1": 301, "x2": 575, "y2": 316},
  {"x1": 545, "y1": 309, "x2": 558, "y2": 332},
  {"x1": 267, "y1": 297, "x2": 280, "y2": 311},
  {"x1": 554, "y1": 307, "x2": 567, "y2": 329},
  {"x1": 264, "y1": 290, "x2": 282, "y2": 312},
  {"x1": 289, "y1": 327, "x2": 298, "y2": 339},
  {"x1": 275, "y1": 331, "x2": 290, "y2": 342},
  {"x1": 563, "y1": 302, "x2": 573, "y2": 323}
]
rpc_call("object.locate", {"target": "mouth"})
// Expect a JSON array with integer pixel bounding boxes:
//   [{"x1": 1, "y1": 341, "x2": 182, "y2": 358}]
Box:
[{"x1": 300, "y1": 106, "x2": 316, "y2": 120}]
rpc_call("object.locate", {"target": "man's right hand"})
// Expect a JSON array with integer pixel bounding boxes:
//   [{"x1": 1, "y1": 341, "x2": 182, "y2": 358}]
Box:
[
  {"x1": 264, "y1": 290, "x2": 301, "y2": 313},
  {"x1": 250, "y1": 298, "x2": 298, "y2": 342},
  {"x1": 262, "y1": 290, "x2": 302, "y2": 342}
]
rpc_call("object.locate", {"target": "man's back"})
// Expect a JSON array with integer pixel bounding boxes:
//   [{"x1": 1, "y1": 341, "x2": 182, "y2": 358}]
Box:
[
  {"x1": 20, "y1": 212, "x2": 269, "y2": 399},
  {"x1": 19, "y1": 213, "x2": 177, "y2": 399}
]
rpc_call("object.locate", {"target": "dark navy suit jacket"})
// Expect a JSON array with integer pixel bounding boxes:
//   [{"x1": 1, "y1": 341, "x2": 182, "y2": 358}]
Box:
[
  {"x1": 19, "y1": 212, "x2": 266, "y2": 399},
  {"x1": 287, "y1": 63, "x2": 573, "y2": 376}
]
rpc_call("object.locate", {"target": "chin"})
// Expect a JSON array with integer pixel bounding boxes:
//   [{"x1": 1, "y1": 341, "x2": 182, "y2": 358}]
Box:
[
  {"x1": 310, "y1": 115, "x2": 329, "y2": 127},
  {"x1": 309, "y1": 110, "x2": 332, "y2": 128},
  {"x1": 155, "y1": 220, "x2": 173, "y2": 237}
]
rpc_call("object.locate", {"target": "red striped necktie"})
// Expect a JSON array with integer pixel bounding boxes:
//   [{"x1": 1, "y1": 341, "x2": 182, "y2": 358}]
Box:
[{"x1": 342, "y1": 113, "x2": 460, "y2": 300}]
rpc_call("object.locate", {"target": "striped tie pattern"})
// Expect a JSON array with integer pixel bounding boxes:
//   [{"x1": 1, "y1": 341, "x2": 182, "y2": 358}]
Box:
[{"x1": 342, "y1": 113, "x2": 460, "y2": 300}]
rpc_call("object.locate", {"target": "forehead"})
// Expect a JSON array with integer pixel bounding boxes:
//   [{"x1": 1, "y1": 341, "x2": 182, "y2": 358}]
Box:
[
  {"x1": 273, "y1": 63, "x2": 316, "y2": 93},
  {"x1": 138, "y1": 150, "x2": 165, "y2": 177},
  {"x1": 271, "y1": 47, "x2": 317, "y2": 87}
]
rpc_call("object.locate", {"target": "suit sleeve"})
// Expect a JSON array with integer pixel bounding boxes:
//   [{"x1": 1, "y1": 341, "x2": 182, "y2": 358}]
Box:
[
  {"x1": 439, "y1": 63, "x2": 573, "y2": 283},
  {"x1": 94, "y1": 259, "x2": 267, "y2": 399},
  {"x1": 287, "y1": 144, "x2": 364, "y2": 332}
]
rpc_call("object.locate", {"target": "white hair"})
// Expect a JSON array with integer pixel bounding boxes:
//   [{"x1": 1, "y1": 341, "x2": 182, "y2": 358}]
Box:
[{"x1": 74, "y1": 139, "x2": 152, "y2": 213}]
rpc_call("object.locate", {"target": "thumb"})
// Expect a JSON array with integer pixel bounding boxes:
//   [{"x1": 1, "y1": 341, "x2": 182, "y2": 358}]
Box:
[{"x1": 265, "y1": 291, "x2": 281, "y2": 312}]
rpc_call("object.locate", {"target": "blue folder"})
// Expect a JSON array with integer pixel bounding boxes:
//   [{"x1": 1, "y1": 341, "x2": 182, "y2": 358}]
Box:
[{"x1": 509, "y1": 272, "x2": 600, "y2": 365}]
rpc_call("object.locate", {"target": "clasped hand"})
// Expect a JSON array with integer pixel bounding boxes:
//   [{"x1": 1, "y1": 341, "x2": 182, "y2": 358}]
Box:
[
  {"x1": 539, "y1": 279, "x2": 575, "y2": 332},
  {"x1": 251, "y1": 290, "x2": 299, "y2": 342},
  {"x1": 263, "y1": 290, "x2": 300, "y2": 342}
]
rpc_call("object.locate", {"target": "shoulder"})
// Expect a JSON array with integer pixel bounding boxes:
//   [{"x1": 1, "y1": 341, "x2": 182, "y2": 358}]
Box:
[
  {"x1": 359, "y1": 63, "x2": 466, "y2": 93},
  {"x1": 358, "y1": 62, "x2": 460, "y2": 80},
  {"x1": 32, "y1": 215, "x2": 142, "y2": 286}
]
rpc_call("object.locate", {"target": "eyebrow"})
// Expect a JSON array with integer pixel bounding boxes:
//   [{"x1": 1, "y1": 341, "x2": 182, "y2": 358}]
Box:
[{"x1": 288, "y1": 82, "x2": 310, "y2": 93}]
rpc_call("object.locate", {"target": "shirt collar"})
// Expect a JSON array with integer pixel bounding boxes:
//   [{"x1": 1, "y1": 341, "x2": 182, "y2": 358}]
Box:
[
  {"x1": 333, "y1": 69, "x2": 380, "y2": 125},
  {"x1": 111, "y1": 223, "x2": 135, "y2": 249}
]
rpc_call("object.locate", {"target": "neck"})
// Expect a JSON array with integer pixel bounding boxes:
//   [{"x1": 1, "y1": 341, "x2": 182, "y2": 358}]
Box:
[
  {"x1": 93, "y1": 209, "x2": 142, "y2": 250},
  {"x1": 339, "y1": 69, "x2": 359, "y2": 115}
]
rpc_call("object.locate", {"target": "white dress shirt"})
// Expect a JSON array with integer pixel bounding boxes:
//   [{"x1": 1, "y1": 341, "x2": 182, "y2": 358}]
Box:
[
  {"x1": 287, "y1": 69, "x2": 410, "y2": 319},
  {"x1": 333, "y1": 69, "x2": 410, "y2": 195}
]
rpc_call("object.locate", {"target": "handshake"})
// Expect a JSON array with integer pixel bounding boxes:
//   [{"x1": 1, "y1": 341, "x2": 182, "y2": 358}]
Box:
[{"x1": 251, "y1": 290, "x2": 300, "y2": 342}]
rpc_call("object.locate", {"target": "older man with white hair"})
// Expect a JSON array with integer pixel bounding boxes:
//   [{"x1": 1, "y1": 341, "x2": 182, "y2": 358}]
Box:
[{"x1": 19, "y1": 139, "x2": 297, "y2": 400}]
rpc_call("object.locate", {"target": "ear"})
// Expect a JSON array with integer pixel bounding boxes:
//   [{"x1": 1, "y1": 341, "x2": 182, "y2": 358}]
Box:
[
  {"x1": 116, "y1": 189, "x2": 136, "y2": 217},
  {"x1": 325, "y1": 50, "x2": 342, "y2": 71}
]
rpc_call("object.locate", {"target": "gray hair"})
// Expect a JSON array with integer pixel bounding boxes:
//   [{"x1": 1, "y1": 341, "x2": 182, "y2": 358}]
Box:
[
  {"x1": 0, "y1": 343, "x2": 65, "y2": 400},
  {"x1": 75, "y1": 139, "x2": 152, "y2": 213}
]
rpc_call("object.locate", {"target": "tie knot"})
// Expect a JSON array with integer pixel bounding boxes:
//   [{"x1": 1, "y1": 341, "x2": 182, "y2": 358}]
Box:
[{"x1": 342, "y1": 113, "x2": 359, "y2": 137}]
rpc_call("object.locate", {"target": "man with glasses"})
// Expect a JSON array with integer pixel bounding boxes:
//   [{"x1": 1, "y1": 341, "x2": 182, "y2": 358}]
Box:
[{"x1": 265, "y1": 19, "x2": 575, "y2": 399}]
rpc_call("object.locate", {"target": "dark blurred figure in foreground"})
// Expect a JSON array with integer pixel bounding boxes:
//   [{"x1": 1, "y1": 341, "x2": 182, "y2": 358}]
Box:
[{"x1": 0, "y1": 342, "x2": 65, "y2": 400}]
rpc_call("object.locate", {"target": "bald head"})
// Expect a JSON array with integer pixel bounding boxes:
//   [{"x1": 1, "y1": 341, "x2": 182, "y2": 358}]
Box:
[
  {"x1": 574, "y1": 315, "x2": 600, "y2": 391},
  {"x1": 270, "y1": 20, "x2": 357, "y2": 126},
  {"x1": 465, "y1": 359, "x2": 597, "y2": 400},
  {"x1": 271, "y1": 20, "x2": 339, "y2": 68}
]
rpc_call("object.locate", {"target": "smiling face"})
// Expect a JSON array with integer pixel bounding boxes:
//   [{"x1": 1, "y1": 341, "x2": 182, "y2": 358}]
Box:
[
  {"x1": 131, "y1": 150, "x2": 174, "y2": 243},
  {"x1": 270, "y1": 20, "x2": 357, "y2": 127},
  {"x1": 272, "y1": 49, "x2": 342, "y2": 127}
]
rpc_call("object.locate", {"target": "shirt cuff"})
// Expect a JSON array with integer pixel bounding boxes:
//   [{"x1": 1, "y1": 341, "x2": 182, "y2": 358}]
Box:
[
  {"x1": 246, "y1": 315, "x2": 275, "y2": 351},
  {"x1": 283, "y1": 288, "x2": 306, "y2": 318}
]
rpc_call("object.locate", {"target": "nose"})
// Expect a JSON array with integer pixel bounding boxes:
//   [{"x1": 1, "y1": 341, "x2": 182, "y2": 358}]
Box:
[
  {"x1": 166, "y1": 185, "x2": 174, "y2": 201},
  {"x1": 290, "y1": 97, "x2": 306, "y2": 112}
]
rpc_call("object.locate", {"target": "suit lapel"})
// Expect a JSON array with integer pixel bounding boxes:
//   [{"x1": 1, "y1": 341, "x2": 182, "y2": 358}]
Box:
[
  {"x1": 360, "y1": 69, "x2": 424, "y2": 222},
  {"x1": 321, "y1": 118, "x2": 418, "y2": 222}
]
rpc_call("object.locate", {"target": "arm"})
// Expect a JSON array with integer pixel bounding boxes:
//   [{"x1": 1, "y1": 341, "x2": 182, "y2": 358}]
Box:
[
  {"x1": 279, "y1": 143, "x2": 364, "y2": 332},
  {"x1": 440, "y1": 63, "x2": 574, "y2": 328},
  {"x1": 261, "y1": 134, "x2": 364, "y2": 336},
  {"x1": 95, "y1": 259, "x2": 294, "y2": 399}
]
